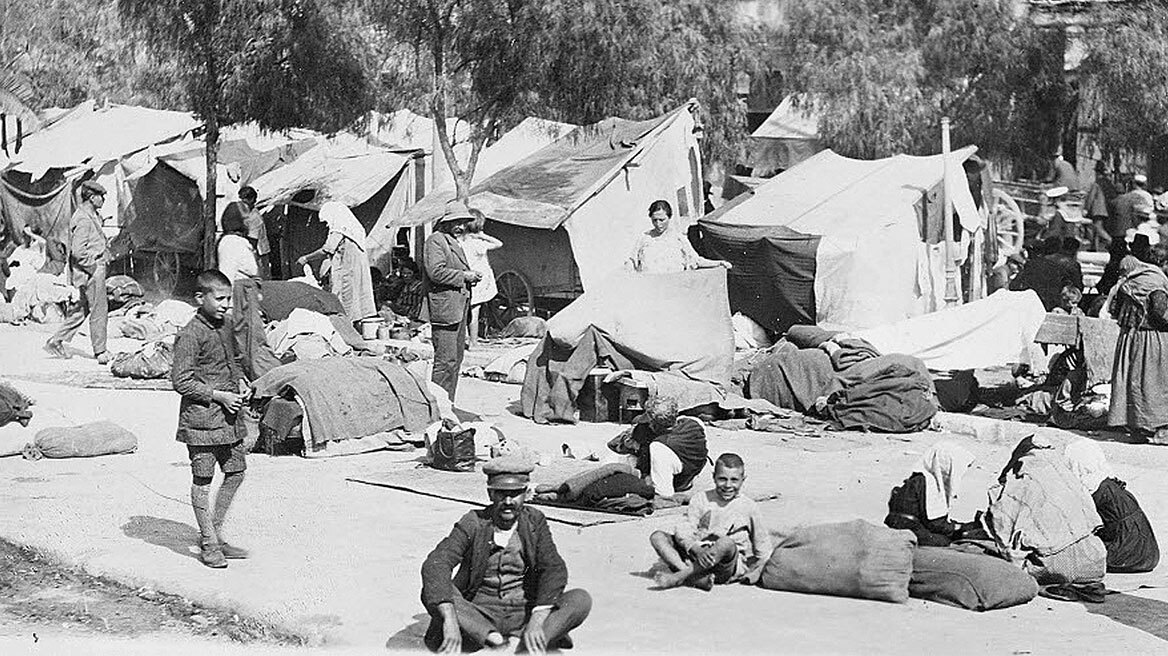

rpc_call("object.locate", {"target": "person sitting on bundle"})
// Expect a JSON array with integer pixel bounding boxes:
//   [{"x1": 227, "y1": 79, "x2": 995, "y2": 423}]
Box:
[
  {"x1": 884, "y1": 441, "x2": 976, "y2": 547},
  {"x1": 606, "y1": 396, "x2": 709, "y2": 503},
  {"x1": 1064, "y1": 439, "x2": 1160, "y2": 573},
  {"x1": 650, "y1": 453, "x2": 773, "y2": 591}
]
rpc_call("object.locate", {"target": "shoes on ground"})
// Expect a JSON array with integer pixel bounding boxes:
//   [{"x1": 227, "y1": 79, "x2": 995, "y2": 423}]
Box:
[
  {"x1": 200, "y1": 545, "x2": 228, "y2": 569},
  {"x1": 43, "y1": 340, "x2": 70, "y2": 359},
  {"x1": 219, "y1": 542, "x2": 250, "y2": 559},
  {"x1": 95, "y1": 352, "x2": 110, "y2": 365}
]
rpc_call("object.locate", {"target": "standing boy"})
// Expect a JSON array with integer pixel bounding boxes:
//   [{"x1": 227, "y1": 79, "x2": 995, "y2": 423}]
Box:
[
  {"x1": 170, "y1": 270, "x2": 250, "y2": 568},
  {"x1": 650, "y1": 453, "x2": 773, "y2": 590}
]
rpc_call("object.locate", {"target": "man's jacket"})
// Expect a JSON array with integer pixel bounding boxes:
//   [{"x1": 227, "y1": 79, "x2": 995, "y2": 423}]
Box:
[{"x1": 422, "y1": 231, "x2": 471, "y2": 326}]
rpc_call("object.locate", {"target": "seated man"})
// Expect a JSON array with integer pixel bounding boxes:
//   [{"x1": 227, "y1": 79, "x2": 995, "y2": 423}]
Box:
[
  {"x1": 607, "y1": 396, "x2": 709, "y2": 501},
  {"x1": 420, "y1": 457, "x2": 591, "y2": 654}
]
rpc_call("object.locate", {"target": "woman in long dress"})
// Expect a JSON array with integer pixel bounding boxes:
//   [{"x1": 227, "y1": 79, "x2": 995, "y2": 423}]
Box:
[
  {"x1": 298, "y1": 201, "x2": 376, "y2": 323},
  {"x1": 460, "y1": 209, "x2": 502, "y2": 349},
  {"x1": 626, "y1": 200, "x2": 730, "y2": 273},
  {"x1": 1108, "y1": 255, "x2": 1168, "y2": 443},
  {"x1": 217, "y1": 202, "x2": 258, "y2": 283}
]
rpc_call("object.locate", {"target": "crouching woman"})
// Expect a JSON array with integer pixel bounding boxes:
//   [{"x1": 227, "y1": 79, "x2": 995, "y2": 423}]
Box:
[{"x1": 421, "y1": 457, "x2": 591, "y2": 654}]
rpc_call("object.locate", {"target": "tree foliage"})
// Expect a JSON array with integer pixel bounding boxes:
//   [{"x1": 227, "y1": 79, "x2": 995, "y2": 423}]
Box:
[
  {"x1": 776, "y1": 0, "x2": 1065, "y2": 165},
  {"x1": 118, "y1": 0, "x2": 372, "y2": 263},
  {"x1": 367, "y1": 0, "x2": 763, "y2": 198},
  {"x1": 1082, "y1": 2, "x2": 1168, "y2": 157}
]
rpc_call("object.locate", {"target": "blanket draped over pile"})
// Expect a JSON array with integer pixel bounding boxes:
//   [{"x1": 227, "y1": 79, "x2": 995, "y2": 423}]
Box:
[{"x1": 252, "y1": 359, "x2": 439, "y2": 448}]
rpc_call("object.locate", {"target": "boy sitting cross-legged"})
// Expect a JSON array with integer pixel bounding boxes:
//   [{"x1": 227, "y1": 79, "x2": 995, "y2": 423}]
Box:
[{"x1": 651, "y1": 452, "x2": 773, "y2": 590}]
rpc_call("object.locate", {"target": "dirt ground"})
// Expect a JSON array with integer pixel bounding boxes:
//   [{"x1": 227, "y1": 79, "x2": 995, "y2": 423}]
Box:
[{"x1": 4, "y1": 321, "x2": 1168, "y2": 655}]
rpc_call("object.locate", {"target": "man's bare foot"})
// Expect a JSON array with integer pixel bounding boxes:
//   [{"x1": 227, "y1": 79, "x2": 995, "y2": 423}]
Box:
[
  {"x1": 484, "y1": 631, "x2": 506, "y2": 648},
  {"x1": 653, "y1": 570, "x2": 685, "y2": 590},
  {"x1": 688, "y1": 573, "x2": 715, "y2": 591}
]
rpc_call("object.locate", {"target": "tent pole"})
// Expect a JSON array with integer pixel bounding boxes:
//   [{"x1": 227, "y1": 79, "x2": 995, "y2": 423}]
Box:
[{"x1": 942, "y1": 116, "x2": 960, "y2": 307}]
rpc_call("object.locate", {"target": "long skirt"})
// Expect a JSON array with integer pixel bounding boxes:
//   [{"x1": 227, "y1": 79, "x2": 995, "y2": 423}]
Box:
[{"x1": 1109, "y1": 328, "x2": 1168, "y2": 431}]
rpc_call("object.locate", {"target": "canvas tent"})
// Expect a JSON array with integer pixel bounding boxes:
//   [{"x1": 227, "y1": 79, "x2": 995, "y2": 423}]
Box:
[
  {"x1": 699, "y1": 147, "x2": 982, "y2": 334},
  {"x1": 747, "y1": 96, "x2": 822, "y2": 177},
  {"x1": 392, "y1": 101, "x2": 704, "y2": 301},
  {"x1": 366, "y1": 116, "x2": 576, "y2": 266}
]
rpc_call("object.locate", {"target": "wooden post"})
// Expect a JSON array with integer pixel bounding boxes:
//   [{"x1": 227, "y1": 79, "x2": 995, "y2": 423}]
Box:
[{"x1": 942, "y1": 116, "x2": 960, "y2": 307}]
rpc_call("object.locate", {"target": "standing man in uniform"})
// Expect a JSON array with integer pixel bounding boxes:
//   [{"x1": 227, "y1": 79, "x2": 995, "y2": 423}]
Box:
[
  {"x1": 44, "y1": 180, "x2": 110, "y2": 363},
  {"x1": 423, "y1": 200, "x2": 481, "y2": 402}
]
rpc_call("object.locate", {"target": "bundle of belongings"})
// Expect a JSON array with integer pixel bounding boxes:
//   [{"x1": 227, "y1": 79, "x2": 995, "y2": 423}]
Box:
[
  {"x1": 0, "y1": 380, "x2": 34, "y2": 428},
  {"x1": 532, "y1": 462, "x2": 656, "y2": 516},
  {"x1": 251, "y1": 357, "x2": 440, "y2": 458},
  {"x1": 22, "y1": 421, "x2": 138, "y2": 460},
  {"x1": 103, "y1": 296, "x2": 197, "y2": 379},
  {"x1": 745, "y1": 326, "x2": 938, "y2": 432},
  {"x1": 3, "y1": 236, "x2": 75, "y2": 324}
]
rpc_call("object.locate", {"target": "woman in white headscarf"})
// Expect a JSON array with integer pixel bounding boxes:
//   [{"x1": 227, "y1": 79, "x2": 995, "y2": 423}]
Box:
[
  {"x1": 884, "y1": 441, "x2": 976, "y2": 546},
  {"x1": 298, "y1": 201, "x2": 376, "y2": 323},
  {"x1": 1064, "y1": 439, "x2": 1159, "y2": 573}
]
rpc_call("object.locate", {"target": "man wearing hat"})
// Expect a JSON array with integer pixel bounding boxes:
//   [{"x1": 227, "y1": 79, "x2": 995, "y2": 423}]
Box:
[
  {"x1": 423, "y1": 200, "x2": 483, "y2": 402},
  {"x1": 44, "y1": 179, "x2": 111, "y2": 362},
  {"x1": 1040, "y1": 185, "x2": 1075, "y2": 242},
  {"x1": 1111, "y1": 174, "x2": 1156, "y2": 242},
  {"x1": 421, "y1": 456, "x2": 591, "y2": 654}
]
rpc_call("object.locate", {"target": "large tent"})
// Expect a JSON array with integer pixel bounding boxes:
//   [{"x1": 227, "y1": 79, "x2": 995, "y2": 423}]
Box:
[
  {"x1": 699, "y1": 147, "x2": 982, "y2": 334},
  {"x1": 746, "y1": 95, "x2": 822, "y2": 177},
  {"x1": 392, "y1": 101, "x2": 704, "y2": 299}
]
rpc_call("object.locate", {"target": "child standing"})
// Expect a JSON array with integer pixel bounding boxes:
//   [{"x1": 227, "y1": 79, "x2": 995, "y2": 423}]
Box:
[
  {"x1": 170, "y1": 270, "x2": 251, "y2": 569},
  {"x1": 650, "y1": 453, "x2": 773, "y2": 590}
]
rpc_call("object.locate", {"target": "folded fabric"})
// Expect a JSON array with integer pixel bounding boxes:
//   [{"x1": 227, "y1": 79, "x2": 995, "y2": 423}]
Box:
[
  {"x1": 910, "y1": 546, "x2": 1038, "y2": 611},
  {"x1": 785, "y1": 325, "x2": 837, "y2": 349},
  {"x1": 578, "y1": 471, "x2": 655, "y2": 505},
  {"x1": 557, "y1": 462, "x2": 638, "y2": 501},
  {"x1": 267, "y1": 308, "x2": 352, "y2": 358}
]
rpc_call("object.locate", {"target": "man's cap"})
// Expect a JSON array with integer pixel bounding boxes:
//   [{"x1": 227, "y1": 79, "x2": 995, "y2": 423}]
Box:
[
  {"x1": 1135, "y1": 174, "x2": 1149, "y2": 185},
  {"x1": 80, "y1": 180, "x2": 107, "y2": 196},
  {"x1": 436, "y1": 200, "x2": 477, "y2": 225},
  {"x1": 1045, "y1": 186, "x2": 1069, "y2": 199},
  {"x1": 483, "y1": 456, "x2": 534, "y2": 490}
]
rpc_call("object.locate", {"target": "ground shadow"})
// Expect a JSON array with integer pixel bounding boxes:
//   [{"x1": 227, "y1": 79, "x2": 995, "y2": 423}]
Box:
[
  {"x1": 505, "y1": 399, "x2": 525, "y2": 417},
  {"x1": 1086, "y1": 593, "x2": 1168, "y2": 642},
  {"x1": 385, "y1": 612, "x2": 429, "y2": 651},
  {"x1": 454, "y1": 407, "x2": 483, "y2": 423},
  {"x1": 121, "y1": 515, "x2": 199, "y2": 561}
]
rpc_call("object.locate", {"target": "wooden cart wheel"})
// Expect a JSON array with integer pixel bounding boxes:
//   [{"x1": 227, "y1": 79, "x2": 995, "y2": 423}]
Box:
[
  {"x1": 483, "y1": 270, "x2": 534, "y2": 334},
  {"x1": 153, "y1": 251, "x2": 181, "y2": 298},
  {"x1": 992, "y1": 188, "x2": 1025, "y2": 257}
]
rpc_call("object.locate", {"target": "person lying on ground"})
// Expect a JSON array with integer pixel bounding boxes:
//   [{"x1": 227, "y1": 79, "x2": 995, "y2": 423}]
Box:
[
  {"x1": 420, "y1": 456, "x2": 591, "y2": 654},
  {"x1": 170, "y1": 270, "x2": 252, "y2": 569},
  {"x1": 606, "y1": 395, "x2": 709, "y2": 504},
  {"x1": 1064, "y1": 439, "x2": 1160, "y2": 573},
  {"x1": 884, "y1": 441, "x2": 976, "y2": 547},
  {"x1": 651, "y1": 453, "x2": 773, "y2": 591}
]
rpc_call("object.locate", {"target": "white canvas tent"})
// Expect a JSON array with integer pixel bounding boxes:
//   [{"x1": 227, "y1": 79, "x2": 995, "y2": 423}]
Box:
[
  {"x1": 392, "y1": 101, "x2": 704, "y2": 297},
  {"x1": 700, "y1": 147, "x2": 983, "y2": 331},
  {"x1": 747, "y1": 95, "x2": 822, "y2": 177}
]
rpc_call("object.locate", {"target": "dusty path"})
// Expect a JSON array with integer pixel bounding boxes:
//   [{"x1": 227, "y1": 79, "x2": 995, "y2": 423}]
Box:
[{"x1": 3, "y1": 322, "x2": 1168, "y2": 654}]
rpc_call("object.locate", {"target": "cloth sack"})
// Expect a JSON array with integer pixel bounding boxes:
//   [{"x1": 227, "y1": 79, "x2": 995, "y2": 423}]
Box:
[
  {"x1": 429, "y1": 427, "x2": 476, "y2": 472},
  {"x1": 111, "y1": 342, "x2": 173, "y2": 380},
  {"x1": 27, "y1": 421, "x2": 137, "y2": 459},
  {"x1": 757, "y1": 519, "x2": 916, "y2": 603},
  {"x1": 105, "y1": 274, "x2": 144, "y2": 306},
  {"x1": 0, "y1": 383, "x2": 33, "y2": 428},
  {"x1": 909, "y1": 546, "x2": 1039, "y2": 611}
]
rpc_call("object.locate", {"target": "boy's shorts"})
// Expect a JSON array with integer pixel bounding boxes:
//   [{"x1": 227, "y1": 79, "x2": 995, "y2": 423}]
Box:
[{"x1": 188, "y1": 441, "x2": 248, "y2": 479}]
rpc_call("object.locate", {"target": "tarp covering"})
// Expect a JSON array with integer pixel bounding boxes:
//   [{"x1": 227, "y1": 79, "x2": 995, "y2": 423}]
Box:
[
  {"x1": 854, "y1": 290, "x2": 1047, "y2": 371},
  {"x1": 521, "y1": 268, "x2": 733, "y2": 424},
  {"x1": 0, "y1": 171, "x2": 72, "y2": 247},
  {"x1": 7, "y1": 102, "x2": 199, "y2": 179},
  {"x1": 249, "y1": 139, "x2": 412, "y2": 210},
  {"x1": 698, "y1": 223, "x2": 820, "y2": 335},
  {"x1": 700, "y1": 147, "x2": 981, "y2": 330},
  {"x1": 395, "y1": 101, "x2": 702, "y2": 291},
  {"x1": 474, "y1": 117, "x2": 577, "y2": 182},
  {"x1": 747, "y1": 96, "x2": 823, "y2": 176},
  {"x1": 122, "y1": 162, "x2": 203, "y2": 254}
]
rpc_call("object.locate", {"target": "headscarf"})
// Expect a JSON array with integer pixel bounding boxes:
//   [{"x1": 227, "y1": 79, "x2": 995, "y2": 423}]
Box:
[
  {"x1": 912, "y1": 441, "x2": 976, "y2": 520},
  {"x1": 319, "y1": 201, "x2": 367, "y2": 251},
  {"x1": 1115, "y1": 254, "x2": 1168, "y2": 311},
  {"x1": 1063, "y1": 439, "x2": 1110, "y2": 495}
]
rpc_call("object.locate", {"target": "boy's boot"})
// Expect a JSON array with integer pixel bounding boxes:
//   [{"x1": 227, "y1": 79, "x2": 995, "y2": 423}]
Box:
[
  {"x1": 192, "y1": 484, "x2": 227, "y2": 568},
  {"x1": 213, "y1": 472, "x2": 249, "y2": 559}
]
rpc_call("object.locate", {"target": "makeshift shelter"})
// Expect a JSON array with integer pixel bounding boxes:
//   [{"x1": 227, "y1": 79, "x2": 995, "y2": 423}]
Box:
[
  {"x1": 249, "y1": 137, "x2": 425, "y2": 271},
  {"x1": 521, "y1": 268, "x2": 734, "y2": 424},
  {"x1": 392, "y1": 101, "x2": 704, "y2": 308},
  {"x1": 747, "y1": 95, "x2": 822, "y2": 177},
  {"x1": 1, "y1": 102, "x2": 199, "y2": 250},
  {"x1": 699, "y1": 147, "x2": 982, "y2": 334},
  {"x1": 365, "y1": 116, "x2": 577, "y2": 266}
]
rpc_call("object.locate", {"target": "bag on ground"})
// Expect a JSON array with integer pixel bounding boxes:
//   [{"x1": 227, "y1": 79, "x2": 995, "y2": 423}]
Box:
[
  {"x1": 429, "y1": 427, "x2": 476, "y2": 472},
  {"x1": 28, "y1": 421, "x2": 138, "y2": 459},
  {"x1": 111, "y1": 342, "x2": 173, "y2": 379},
  {"x1": 909, "y1": 546, "x2": 1039, "y2": 611},
  {"x1": 757, "y1": 519, "x2": 916, "y2": 603}
]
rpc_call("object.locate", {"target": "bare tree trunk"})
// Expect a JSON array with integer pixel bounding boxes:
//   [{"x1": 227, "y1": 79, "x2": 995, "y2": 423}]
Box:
[{"x1": 203, "y1": 115, "x2": 220, "y2": 270}]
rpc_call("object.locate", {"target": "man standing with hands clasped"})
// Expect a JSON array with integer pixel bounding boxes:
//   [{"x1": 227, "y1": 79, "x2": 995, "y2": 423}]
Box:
[
  {"x1": 421, "y1": 456, "x2": 592, "y2": 653},
  {"x1": 423, "y1": 200, "x2": 482, "y2": 403}
]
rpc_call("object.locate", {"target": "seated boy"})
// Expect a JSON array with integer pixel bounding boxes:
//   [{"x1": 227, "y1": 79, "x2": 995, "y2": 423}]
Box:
[
  {"x1": 170, "y1": 270, "x2": 251, "y2": 569},
  {"x1": 650, "y1": 452, "x2": 773, "y2": 590}
]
